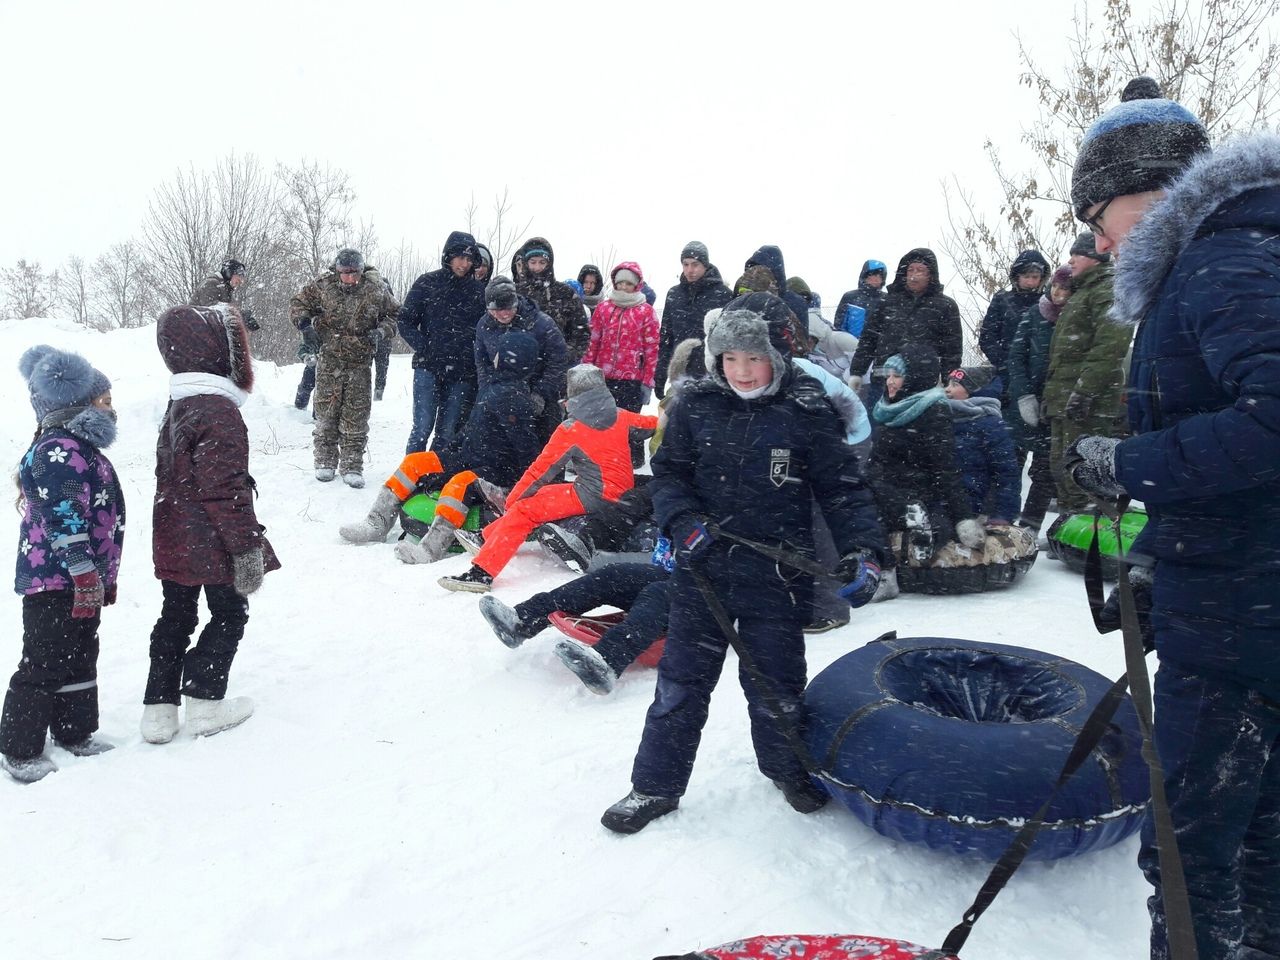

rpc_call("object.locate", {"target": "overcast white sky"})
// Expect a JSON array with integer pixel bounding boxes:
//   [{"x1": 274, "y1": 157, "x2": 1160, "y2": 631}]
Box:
[{"x1": 2, "y1": 0, "x2": 1085, "y2": 318}]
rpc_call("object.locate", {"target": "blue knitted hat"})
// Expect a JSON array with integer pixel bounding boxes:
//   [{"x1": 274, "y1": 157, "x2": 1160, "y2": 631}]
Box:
[
  {"x1": 19, "y1": 345, "x2": 112, "y2": 421},
  {"x1": 1071, "y1": 81, "x2": 1209, "y2": 218}
]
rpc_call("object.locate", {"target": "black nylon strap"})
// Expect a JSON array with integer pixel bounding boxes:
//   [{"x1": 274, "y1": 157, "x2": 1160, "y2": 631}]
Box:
[
  {"x1": 1111, "y1": 501, "x2": 1199, "y2": 960},
  {"x1": 939, "y1": 668, "x2": 1133, "y2": 955}
]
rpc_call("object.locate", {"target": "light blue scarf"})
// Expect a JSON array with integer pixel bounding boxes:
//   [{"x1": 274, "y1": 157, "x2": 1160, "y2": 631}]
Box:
[{"x1": 872, "y1": 386, "x2": 947, "y2": 428}]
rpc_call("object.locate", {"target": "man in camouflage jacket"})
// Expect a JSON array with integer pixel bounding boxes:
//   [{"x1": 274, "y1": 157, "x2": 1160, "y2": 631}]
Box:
[
  {"x1": 290, "y1": 249, "x2": 399, "y2": 485},
  {"x1": 191, "y1": 258, "x2": 259, "y2": 330},
  {"x1": 1043, "y1": 233, "x2": 1131, "y2": 513}
]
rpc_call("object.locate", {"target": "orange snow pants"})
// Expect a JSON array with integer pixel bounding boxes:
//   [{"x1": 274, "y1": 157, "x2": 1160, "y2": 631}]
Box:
[{"x1": 473, "y1": 484, "x2": 586, "y2": 577}]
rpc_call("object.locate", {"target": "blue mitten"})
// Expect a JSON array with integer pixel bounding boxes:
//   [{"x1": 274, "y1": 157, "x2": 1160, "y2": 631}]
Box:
[{"x1": 835, "y1": 551, "x2": 881, "y2": 609}]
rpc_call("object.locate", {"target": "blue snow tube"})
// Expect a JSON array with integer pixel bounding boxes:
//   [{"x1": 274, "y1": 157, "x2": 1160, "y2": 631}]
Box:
[{"x1": 804, "y1": 633, "x2": 1149, "y2": 861}]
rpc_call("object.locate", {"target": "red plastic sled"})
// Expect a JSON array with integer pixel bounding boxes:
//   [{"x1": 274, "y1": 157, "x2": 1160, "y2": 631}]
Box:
[
  {"x1": 657, "y1": 933, "x2": 954, "y2": 959},
  {"x1": 547, "y1": 610, "x2": 666, "y2": 668}
]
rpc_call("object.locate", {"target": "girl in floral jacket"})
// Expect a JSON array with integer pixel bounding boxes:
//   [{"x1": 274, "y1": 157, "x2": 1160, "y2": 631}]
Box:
[
  {"x1": 582, "y1": 261, "x2": 660, "y2": 467},
  {"x1": 2, "y1": 346, "x2": 123, "y2": 783}
]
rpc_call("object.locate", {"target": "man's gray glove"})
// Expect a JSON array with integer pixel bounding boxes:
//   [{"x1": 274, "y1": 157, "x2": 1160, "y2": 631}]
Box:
[
  {"x1": 955, "y1": 517, "x2": 987, "y2": 550},
  {"x1": 1017, "y1": 394, "x2": 1040, "y2": 427},
  {"x1": 531, "y1": 393, "x2": 547, "y2": 415},
  {"x1": 1064, "y1": 391, "x2": 1094, "y2": 423},
  {"x1": 232, "y1": 548, "x2": 265, "y2": 597},
  {"x1": 1064, "y1": 435, "x2": 1126, "y2": 499}
]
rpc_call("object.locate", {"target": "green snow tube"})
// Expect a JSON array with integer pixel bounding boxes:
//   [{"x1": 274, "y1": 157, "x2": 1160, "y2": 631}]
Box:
[
  {"x1": 1045, "y1": 507, "x2": 1148, "y2": 580},
  {"x1": 399, "y1": 492, "x2": 483, "y2": 545}
]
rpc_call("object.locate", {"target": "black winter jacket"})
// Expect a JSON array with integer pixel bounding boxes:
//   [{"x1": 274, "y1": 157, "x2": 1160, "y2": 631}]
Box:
[
  {"x1": 652, "y1": 369, "x2": 886, "y2": 616},
  {"x1": 850, "y1": 248, "x2": 962, "y2": 381},
  {"x1": 474, "y1": 296, "x2": 569, "y2": 410},
  {"x1": 656, "y1": 264, "x2": 733, "y2": 397},
  {"x1": 397, "y1": 232, "x2": 487, "y2": 385}
]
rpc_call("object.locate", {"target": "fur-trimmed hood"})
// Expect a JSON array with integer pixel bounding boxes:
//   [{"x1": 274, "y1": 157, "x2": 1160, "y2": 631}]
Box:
[
  {"x1": 1111, "y1": 133, "x2": 1280, "y2": 326},
  {"x1": 156, "y1": 304, "x2": 254, "y2": 391}
]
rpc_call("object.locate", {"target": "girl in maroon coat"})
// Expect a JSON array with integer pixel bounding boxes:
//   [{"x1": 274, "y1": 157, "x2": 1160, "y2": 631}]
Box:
[{"x1": 141, "y1": 305, "x2": 280, "y2": 744}]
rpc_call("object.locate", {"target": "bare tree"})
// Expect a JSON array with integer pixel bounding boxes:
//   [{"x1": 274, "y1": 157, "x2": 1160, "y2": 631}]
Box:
[
  {"x1": 464, "y1": 188, "x2": 533, "y2": 274},
  {"x1": 93, "y1": 242, "x2": 155, "y2": 329},
  {"x1": 277, "y1": 159, "x2": 356, "y2": 277},
  {"x1": 941, "y1": 0, "x2": 1280, "y2": 331},
  {"x1": 213, "y1": 153, "x2": 283, "y2": 281},
  {"x1": 2, "y1": 259, "x2": 59, "y2": 320},
  {"x1": 377, "y1": 239, "x2": 431, "y2": 301},
  {"x1": 58, "y1": 256, "x2": 98, "y2": 328},
  {"x1": 141, "y1": 163, "x2": 217, "y2": 306}
]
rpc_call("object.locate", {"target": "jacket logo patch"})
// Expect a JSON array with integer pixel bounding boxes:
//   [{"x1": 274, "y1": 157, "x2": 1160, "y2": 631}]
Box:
[{"x1": 770, "y1": 448, "x2": 791, "y2": 488}]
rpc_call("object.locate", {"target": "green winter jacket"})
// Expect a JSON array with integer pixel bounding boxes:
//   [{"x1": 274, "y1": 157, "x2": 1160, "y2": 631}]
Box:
[{"x1": 1041, "y1": 264, "x2": 1130, "y2": 417}]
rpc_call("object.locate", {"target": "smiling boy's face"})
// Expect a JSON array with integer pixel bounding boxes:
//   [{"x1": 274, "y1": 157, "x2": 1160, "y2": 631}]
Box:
[{"x1": 721, "y1": 350, "x2": 773, "y2": 392}]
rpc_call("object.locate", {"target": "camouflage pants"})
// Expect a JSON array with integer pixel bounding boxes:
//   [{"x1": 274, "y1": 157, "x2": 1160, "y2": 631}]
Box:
[{"x1": 313, "y1": 354, "x2": 372, "y2": 473}]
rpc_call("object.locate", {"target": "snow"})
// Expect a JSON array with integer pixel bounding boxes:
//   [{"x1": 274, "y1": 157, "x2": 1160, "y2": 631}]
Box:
[{"x1": 0, "y1": 317, "x2": 1150, "y2": 959}]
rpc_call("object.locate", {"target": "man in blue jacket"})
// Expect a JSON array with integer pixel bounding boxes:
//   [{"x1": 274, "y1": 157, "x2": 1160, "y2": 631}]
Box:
[
  {"x1": 397, "y1": 231, "x2": 486, "y2": 453},
  {"x1": 1065, "y1": 78, "x2": 1280, "y2": 960}
]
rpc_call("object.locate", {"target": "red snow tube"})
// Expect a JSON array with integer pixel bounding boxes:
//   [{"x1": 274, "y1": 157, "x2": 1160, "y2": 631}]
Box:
[
  {"x1": 656, "y1": 933, "x2": 955, "y2": 959},
  {"x1": 547, "y1": 610, "x2": 666, "y2": 668}
]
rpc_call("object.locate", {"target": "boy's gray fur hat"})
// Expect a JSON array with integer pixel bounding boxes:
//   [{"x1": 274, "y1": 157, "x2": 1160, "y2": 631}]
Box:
[{"x1": 705, "y1": 293, "x2": 793, "y2": 396}]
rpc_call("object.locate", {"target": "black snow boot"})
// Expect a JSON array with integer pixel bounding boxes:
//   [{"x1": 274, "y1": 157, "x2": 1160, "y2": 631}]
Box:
[
  {"x1": 438, "y1": 565, "x2": 494, "y2": 594},
  {"x1": 774, "y1": 777, "x2": 830, "y2": 814},
  {"x1": 601, "y1": 789, "x2": 680, "y2": 834},
  {"x1": 56, "y1": 736, "x2": 115, "y2": 757},
  {"x1": 553, "y1": 638, "x2": 618, "y2": 695},
  {"x1": 537, "y1": 522, "x2": 594, "y2": 573},
  {"x1": 1, "y1": 753, "x2": 57, "y2": 783},
  {"x1": 479, "y1": 595, "x2": 536, "y2": 648}
]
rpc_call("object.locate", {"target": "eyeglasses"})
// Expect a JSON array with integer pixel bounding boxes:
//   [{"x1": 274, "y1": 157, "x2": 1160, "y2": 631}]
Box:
[{"x1": 1082, "y1": 196, "x2": 1115, "y2": 237}]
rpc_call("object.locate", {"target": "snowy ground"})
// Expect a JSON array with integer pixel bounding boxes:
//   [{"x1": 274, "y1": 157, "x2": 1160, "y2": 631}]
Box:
[{"x1": 1, "y1": 317, "x2": 1150, "y2": 960}]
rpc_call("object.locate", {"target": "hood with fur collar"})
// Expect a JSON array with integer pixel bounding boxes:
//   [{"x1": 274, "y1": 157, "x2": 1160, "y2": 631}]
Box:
[
  {"x1": 156, "y1": 304, "x2": 254, "y2": 391},
  {"x1": 1111, "y1": 133, "x2": 1280, "y2": 326}
]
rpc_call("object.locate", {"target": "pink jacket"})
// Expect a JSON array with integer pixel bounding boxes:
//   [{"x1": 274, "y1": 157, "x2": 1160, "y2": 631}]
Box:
[{"x1": 582, "y1": 297, "x2": 660, "y2": 387}]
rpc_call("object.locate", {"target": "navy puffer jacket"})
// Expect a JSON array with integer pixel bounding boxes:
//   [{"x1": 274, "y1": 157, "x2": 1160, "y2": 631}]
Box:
[{"x1": 1110, "y1": 135, "x2": 1280, "y2": 698}]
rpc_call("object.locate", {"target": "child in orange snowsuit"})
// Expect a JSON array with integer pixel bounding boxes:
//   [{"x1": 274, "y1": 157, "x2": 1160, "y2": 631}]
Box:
[{"x1": 438, "y1": 364, "x2": 657, "y2": 593}]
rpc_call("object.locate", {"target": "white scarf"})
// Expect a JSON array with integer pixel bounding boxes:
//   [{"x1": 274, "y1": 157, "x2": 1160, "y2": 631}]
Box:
[
  {"x1": 609, "y1": 289, "x2": 647, "y2": 308},
  {"x1": 169, "y1": 371, "x2": 248, "y2": 408},
  {"x1": 730, "y1": 383, "x2": 771, "y2": 400}
]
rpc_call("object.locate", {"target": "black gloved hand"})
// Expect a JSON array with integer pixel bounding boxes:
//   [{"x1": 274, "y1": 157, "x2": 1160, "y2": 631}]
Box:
[
  {"x1": 241, "y1": 307, "x2": 261, "y2": 332},
  {"x1": 1064, "y1": 391, "x2": 1094, "y2": 423},
  {"x1": 1098, "y1": 565, "x2": 1155, "y2": 652},
  {"x1": 301, "y1": 327, "x2": 320, "y2": 351},
  {"x1": 1064, "y1": 435, "x2": 1125, "y2": 499}
]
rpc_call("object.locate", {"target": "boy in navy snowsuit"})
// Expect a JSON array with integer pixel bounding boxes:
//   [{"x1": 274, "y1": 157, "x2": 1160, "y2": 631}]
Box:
[
  {"x1": 944, "y1": 366, "x2": 1022, "y2": 524},
  {"x1": 602, "y1": 293, "x2": 886, "y2": 834}
]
